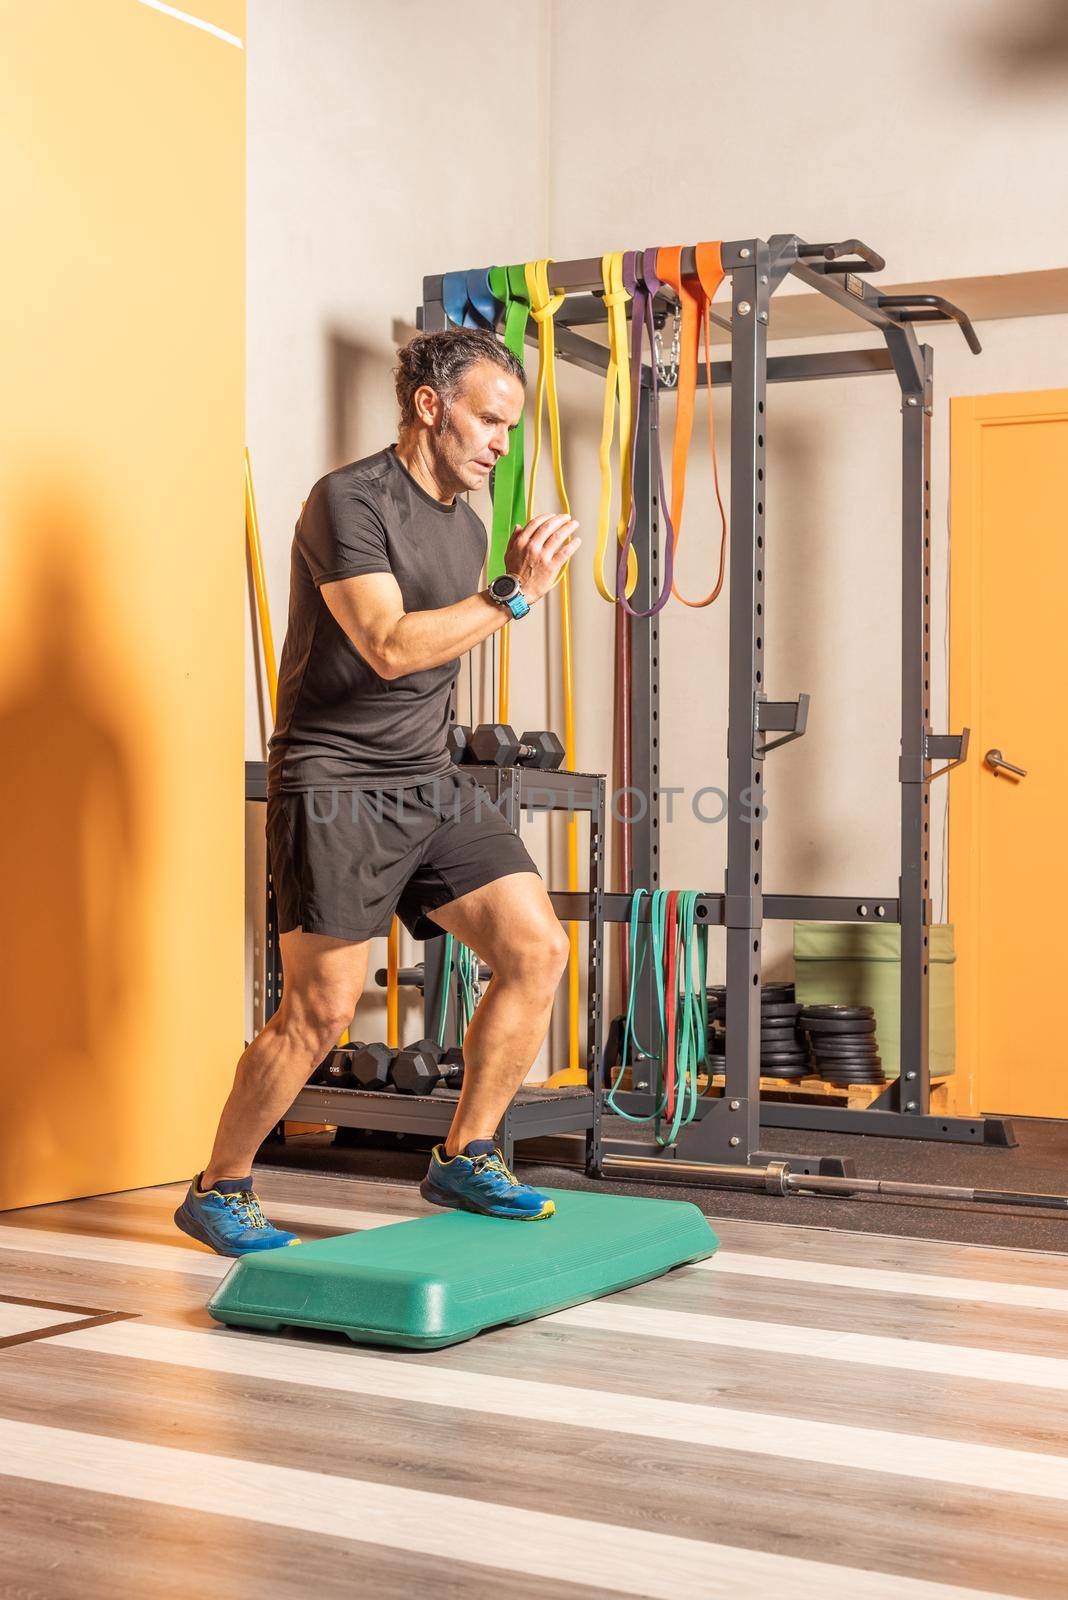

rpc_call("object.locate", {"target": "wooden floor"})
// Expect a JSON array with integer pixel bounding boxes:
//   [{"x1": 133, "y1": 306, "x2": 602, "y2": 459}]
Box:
[{"x1": 2, "y1": 1170, "x2": 1068, "y2": 1598}]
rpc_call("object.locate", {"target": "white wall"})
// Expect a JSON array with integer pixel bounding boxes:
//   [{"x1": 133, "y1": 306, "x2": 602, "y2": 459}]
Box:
[
  {"x1": 245, "y1": 0, "x2": 552, "y2": 1050},
  {"x1": 546, "y1": 0, "x2": 1068, "y2": 284},
  {"x1": 247, "y1": 0, "x2": 1068, "y2": 1060}
]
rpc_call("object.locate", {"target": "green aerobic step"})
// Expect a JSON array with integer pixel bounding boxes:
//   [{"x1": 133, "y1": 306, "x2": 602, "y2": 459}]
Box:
[{"x1": 208, "y1": 1189, "x2": 719, "y2": 1350}]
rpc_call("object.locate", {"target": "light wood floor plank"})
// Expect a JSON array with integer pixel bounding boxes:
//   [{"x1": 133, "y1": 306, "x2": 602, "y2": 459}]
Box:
[
  {"x1": 39, "y1": 1317, "x2": 1068, "y2": 1500},
  {"x1": 4, "y1": 1335, "x2": 1067, "y2": 1597},
  {"x1": 550, "y1": 1301, "x2": 1068, "y2": 1389},
  {"x1": 0, "y1": 1415, "x2": 1032, "y2": 1600},
  {"x1": 5, "y1": 1243, "x2": 1066, "y2": 1459},
  {"x1": 0, "y1": 1477, "x2": 622, "y2": 1600}
]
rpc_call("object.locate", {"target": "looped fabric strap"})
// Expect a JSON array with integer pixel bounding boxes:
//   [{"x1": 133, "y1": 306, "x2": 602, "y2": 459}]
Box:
[
  {"x1": 442, "y1": 269, "x2": 503, "y2": 331},
  {"x1": 606, "y1": 888, "x2": 708, "y2": 1147},
  {"x1": 615, "y1": 248, "x2": 676, "y2": 617},
  {"x1": 594, "y1": 252, "x2": 638, "y2": 604},
  {"x1": 521, "y1": 258, "x2": 581, "y2": 1079},
  {"x1": 655, "y1": 241, "x2": 729, "y2": 608},
  {"x1": 486, "y1": 264, "x2": 530, "y2": 584},
  {"x1": 523, "y1": 258, "x2": 570, "y2": 546}
]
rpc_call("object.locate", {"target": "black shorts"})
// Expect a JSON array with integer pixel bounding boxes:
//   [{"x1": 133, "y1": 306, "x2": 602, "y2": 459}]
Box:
[{"x1": 266, "y1": 767, "x2": 539, "y2": 942}]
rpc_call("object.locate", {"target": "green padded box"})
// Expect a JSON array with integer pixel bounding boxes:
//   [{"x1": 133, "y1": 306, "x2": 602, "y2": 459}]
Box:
[
  {"x1": 208, "y1": 1188, "x2": 718, "y2": 1350},
  {"x1": 794, "y1": 920, "x2": 956, "y2": 1079}
]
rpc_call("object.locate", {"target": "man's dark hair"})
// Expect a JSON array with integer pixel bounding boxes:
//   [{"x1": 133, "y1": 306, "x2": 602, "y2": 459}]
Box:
[{"x1": 393, "y1": 329, "x2": 525, "y2": 433}]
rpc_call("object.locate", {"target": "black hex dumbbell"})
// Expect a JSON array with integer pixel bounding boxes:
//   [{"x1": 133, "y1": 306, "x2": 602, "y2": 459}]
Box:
[
  {"x1": 352, "y1": 1041, "x2": 398, "y2": 1092},
  {"x1": 311, "y1": 1042, "x2": 367, "y2": 1088},
  {"x1": 468, "y1": 723, "x2": 565, "y2": 769},
  {"x1": 447, "y1": 724, "x2": 473, "y2": 764},
  {"x1": 392, "y1": 1039, "x2": 466, "y2": 1095}
]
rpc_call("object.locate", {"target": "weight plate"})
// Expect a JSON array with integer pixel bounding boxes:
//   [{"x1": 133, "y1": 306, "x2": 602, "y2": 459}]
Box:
[
  {"x1": 762, "y1": 1002, "x2": 802, "y2": 1018},
  {"x1": 801, "y1": 1017, "x2": 877, "y2": 1034},
  {"x1": 812, "y1": 1042, "x2": 881, "y2": 1057},
  {"x1": 799, "y1": 1005, "x2": 874, "y2": 1021},
  {"x1": 817, "y1": 1067, "x2": 885, "y2": 1080},
  {"x1": 813, "y1": 1037, "x2": 880, "y2": 1052}
]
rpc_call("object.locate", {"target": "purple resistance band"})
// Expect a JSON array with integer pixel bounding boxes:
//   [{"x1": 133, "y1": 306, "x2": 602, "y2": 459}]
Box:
[{"x1": 616, "y1": 247, "x2": 676, "y2": 617}]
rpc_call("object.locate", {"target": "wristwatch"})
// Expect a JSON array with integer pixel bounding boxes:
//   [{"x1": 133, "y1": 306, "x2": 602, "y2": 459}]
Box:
[{"x1": 486, "y1": 574, "x2": 530, "y2": 620}]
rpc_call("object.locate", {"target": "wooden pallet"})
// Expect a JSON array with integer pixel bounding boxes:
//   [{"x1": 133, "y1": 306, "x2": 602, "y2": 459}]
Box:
[{"x1": 611, "y1": 1066, "x2": 949, "y2": 1113}]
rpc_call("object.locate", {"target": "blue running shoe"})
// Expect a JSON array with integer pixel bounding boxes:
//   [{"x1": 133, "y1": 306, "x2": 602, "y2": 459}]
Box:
[
  {"x1": 173, "y1": 1174, "x2": 302, "y2": 1257},
  {"x1": 420, "y1": 1140, "x2": 555, "y2": 1221}
]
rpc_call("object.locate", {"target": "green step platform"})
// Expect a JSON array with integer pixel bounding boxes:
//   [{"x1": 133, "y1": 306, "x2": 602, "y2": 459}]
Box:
[{"x1": 208, "y1": 1189, "x2": 719, "y2": 1350}]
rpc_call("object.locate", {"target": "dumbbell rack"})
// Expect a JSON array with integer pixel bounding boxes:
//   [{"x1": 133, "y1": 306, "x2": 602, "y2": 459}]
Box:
[{"x1": 248, "y1": 759, "x2": 607, "y2": 1169}]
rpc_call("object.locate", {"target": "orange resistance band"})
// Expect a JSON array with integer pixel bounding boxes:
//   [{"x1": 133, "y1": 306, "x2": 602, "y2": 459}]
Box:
[{"x1": 655, "y1": 242, "x2": 730, "y2": 608}]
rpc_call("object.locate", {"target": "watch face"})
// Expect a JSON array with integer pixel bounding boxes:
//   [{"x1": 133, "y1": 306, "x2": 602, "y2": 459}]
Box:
[{"x1": 491, "y1": 576, "x2": 520, "y2": 600}]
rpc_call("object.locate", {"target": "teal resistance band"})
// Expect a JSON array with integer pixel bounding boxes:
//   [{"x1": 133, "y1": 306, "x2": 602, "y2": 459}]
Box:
[
  {"x1": 607, "y1": 889, "x2": 711, "y2": 1147},
  {"x1": 435, "y1": 933, "x2": 482, "y2": 1048},
  {"x1": 486, "y1": 263, "x2": 530, "y2": 581}
]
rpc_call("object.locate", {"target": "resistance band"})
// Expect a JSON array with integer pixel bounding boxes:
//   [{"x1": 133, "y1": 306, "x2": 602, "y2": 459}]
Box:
[
  {"x1": 486, "y1": 264, "x2": 531, "y2": 721},
  {"x1": 614, "y1": 250, "x2": 677, "y2": 617},
  {"x1": 607, "y1": 889, "x2": 710, "y2": 1147},
  {"x1": 442, "y1": 269, "x2": 503, "y2": 331},
  {"x1": 524, "y1": 257, "x2": 581, "y2": 1083},
  {"x1": 435, "y1": 934, "x2": 481, "y2": 1047},
  {"x1": 245, "y1": 449, "x2": 279, "y2": 719},
  {"x1": 655, "y1": 242, "x2": 729, "y2": 608},
  {"x1": 593, "y1": 251, "x2": 638, "y2": 604}
]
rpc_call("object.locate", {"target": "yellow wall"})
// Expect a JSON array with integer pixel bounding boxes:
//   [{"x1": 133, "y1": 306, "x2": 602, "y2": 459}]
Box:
[{"x1": 0, "y1": 0, "x2": 246, "y2": 1209}]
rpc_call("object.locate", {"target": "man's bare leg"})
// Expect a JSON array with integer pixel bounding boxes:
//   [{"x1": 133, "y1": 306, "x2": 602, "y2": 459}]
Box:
[
  {"x1": 201, "y1": 930, "x2": 370, "y2": 1187},
  {"x1": 425, "y1": 872, "x2": 569, "y2": 1157}
]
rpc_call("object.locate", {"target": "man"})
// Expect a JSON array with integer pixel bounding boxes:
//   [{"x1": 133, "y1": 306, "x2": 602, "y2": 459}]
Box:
[{"x1": 174, "y1": 328, "x2": 581, "y2": 1256}]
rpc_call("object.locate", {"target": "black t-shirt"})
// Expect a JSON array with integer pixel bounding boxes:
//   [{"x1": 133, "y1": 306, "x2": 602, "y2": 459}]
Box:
[{"x1": 267, "y1": 447, "x2": 487, "y2": 795}]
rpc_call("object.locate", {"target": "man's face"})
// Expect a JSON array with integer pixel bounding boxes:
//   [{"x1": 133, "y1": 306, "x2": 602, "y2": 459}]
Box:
[{"x1": 429, "y1": 360, "x2": 525, "y2": 494}]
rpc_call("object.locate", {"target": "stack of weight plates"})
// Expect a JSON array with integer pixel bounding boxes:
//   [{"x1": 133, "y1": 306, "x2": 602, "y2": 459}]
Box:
[
  {"x1": 705, "y1": 983, "x2": 807, "y2": 1080},
  {"x1": 760, "y1": 984, "x2": 806, "y2": 1080},
  {"x1": 799, "y1": 1004, "x2": 885, "y2": 1086}
]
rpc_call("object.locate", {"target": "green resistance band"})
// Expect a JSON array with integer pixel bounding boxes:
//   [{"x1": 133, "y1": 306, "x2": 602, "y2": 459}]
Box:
[
  {"x1": 487, "y1": 264, "x2": 531, "y2": 581},
  {"x1": 436, "y1": 933, "x2": 482, "y2": 1047},
  {"x1": 606, "y1": 889, "x2": 710, "y2": 1147}
]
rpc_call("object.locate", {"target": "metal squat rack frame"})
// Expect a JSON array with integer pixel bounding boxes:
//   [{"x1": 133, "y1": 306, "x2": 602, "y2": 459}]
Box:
[{"x1": 420, "y1": 233, "x2": 1014, "y2": 1176}]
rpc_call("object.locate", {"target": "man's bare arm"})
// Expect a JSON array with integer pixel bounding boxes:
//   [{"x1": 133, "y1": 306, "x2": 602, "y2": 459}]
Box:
[{"x1": 320, "y1": 512, "x2": 580, "y2": 680}]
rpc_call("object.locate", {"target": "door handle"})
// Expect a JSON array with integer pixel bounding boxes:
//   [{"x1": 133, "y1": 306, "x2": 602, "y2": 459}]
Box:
[{"x1": 984, "y1": 748, "x2": 1028, "y2": 779}]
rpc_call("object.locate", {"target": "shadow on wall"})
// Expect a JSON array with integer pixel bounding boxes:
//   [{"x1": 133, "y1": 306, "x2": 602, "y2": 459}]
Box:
[
  {"x1": 0, "y1": 493, "x2": 146, "y2": 1202},
  {"x1": 328, "y1": 326, "x2": 409, "y2": 468},
  {"x1": 969, "y1": 0, "x2": 1068, "y2": 82}
]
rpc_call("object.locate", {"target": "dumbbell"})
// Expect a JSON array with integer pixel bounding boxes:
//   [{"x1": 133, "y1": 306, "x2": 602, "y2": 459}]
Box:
[
  {"x1": 447, "y1": 724, "x2": 472, "y2": 764},
  {"x1": 468, "y1": 723, "x2": 565, "y2": 770},
  {"x1": 352, "y1": 1041, "x2": 398, "y2": 1091},
  {"x1": 312, "y1": 1042, "x2": 366, "y2": 1088},
  {"x1": 392, "y1": 1038, "x2": 466, "y2": 1095}
]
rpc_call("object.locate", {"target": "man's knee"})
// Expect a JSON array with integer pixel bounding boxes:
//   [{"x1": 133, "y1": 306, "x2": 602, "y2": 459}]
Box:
[
  {"x1": 493, "y1": 919, "x2": 570, "y2": 990},
  {"x1": 273, "y1": 989, "x2": 358, "y2": 1054}
]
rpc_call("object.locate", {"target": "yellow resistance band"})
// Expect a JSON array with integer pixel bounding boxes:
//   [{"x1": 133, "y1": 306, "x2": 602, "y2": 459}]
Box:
[
  {"x1": 245, "y1": 448, "x2": 278, "y2": 720},
  {"x1": 524, "y1": 258, "x2": 582, "y2": 1084},
  {"x1": 593, "y1": 252, "x2": 638, "y2": 604}
]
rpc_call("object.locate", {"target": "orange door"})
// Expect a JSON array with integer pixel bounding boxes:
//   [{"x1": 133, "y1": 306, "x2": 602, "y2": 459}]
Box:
[{"x1": 950, "y1": 389, "x2": 1068, "y2": 1118}]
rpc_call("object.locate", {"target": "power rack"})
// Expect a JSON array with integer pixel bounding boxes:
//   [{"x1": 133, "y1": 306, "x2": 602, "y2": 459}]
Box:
[{"x1": 254, "y1": 231, "x2": 1016, "y2": 1182}]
